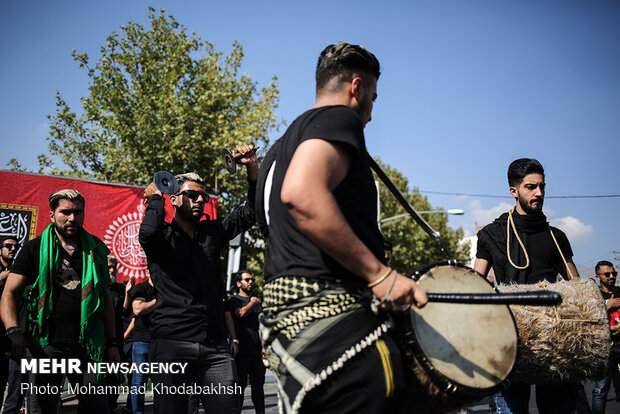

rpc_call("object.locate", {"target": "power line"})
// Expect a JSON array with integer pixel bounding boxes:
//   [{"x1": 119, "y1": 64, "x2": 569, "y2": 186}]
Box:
[{"x1": 419, "y1": 190, "x2": 620, "y2": 199}]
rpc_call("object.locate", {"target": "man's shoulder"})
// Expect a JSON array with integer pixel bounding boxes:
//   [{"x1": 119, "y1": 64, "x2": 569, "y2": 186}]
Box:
[
  {"x1": 15, "y1": 236, "x2": 42, "y2": 260},
  {"x1": 313, "y1": 105, "x2": 362, "y2": 129},
  {"x1": 297, "y1": 105, "x2": 362, "y2": 134},
  {"x1": 197, "y1": 219, "x2": 221, "y2": 231},
  {"x1": 477, "y1": 216, "x2": 507, "y2": 237},
  {"x1": 228, "y1": 294, "x2": 248, "y2": 307},
  {"x1": 547, "y1": 225, "x2": 573, "y2": 252},
  {"x1": 295, "y1": 105, "x2": 358, "y2": 121},
  {"x1": 92, "y1": 234, "x2": 105, "y2": 245},
  {"x1": 23, "y1": 235, "x2": 42, "y2": 248},
  {"x1": 548, "y1": 225, "x2": 568, "y2": 238},
  {"x1": 132, "y1": 280, "x2": 151, "y2": 298},
  {"x1": 229, "y1": 294, "x2": 246, "y2": 302}
]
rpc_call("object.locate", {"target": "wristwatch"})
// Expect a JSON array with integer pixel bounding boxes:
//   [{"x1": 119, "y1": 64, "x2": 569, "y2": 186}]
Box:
[{"x1": 232, "y1": 339, "x2": 240, "y2": 344}]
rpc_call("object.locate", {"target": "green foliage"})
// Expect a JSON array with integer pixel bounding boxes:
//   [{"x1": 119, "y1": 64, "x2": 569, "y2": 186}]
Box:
[
  {"x1": 6, "y1": 158, "x2": 26, "y2": 172},
  {"x1": 44, "y1": 7, "x2": 280, "y2": 219},
  {"x1": 374, "y1": 158, "x2": 469, "y2": 275}
]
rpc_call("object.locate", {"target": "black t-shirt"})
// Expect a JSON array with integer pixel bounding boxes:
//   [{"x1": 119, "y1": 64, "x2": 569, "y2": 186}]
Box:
[
  {"x1": 131, "y1": 281, "x2": 155, "y2": 343},
  {"x1": 228, "y1": 294, "x2": 262, "y2": 356},
  {"x1": 476, "y1": 221, "x2": 573, "y2": 284},
  {"x1": 11, "y1": 235, "x2": 92, "y2": 344},
  {"x1": 259, "y1": 106, "x2": 383, "y2": 283}
]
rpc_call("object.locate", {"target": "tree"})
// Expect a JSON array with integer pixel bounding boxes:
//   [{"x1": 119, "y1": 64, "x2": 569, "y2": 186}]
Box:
[
  {"x1": 41, "y1": 7, "x2": 279, "y2": 217},
  {"x1": 374, "y1": 158, "x2": 469, "y2": 275}
]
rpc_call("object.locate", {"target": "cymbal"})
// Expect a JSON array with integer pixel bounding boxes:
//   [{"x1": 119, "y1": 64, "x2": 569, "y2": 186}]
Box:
[{"x1": 154, "y1": 171, "x2": 179, "y2": 195}]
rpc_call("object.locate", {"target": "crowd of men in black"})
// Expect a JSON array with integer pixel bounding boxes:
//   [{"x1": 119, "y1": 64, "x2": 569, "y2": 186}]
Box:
[
  {"x1": 0, "y1": 236, "x2": 266, "y2": 414},
  {"x1": 0, "y1": 149, "x2": 266, "y2": 414},
  {"x1": 0, "y1": 42, "x2": 618, "y2": 414}
]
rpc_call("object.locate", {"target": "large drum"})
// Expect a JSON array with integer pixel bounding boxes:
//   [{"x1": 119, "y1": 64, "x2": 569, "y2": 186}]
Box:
[
  {"x1": 497, "y1": 279, "x2": 610, "y2": 383},
  {"x1": 397, "y1": 263, "x2": 518, "y2": 414}
]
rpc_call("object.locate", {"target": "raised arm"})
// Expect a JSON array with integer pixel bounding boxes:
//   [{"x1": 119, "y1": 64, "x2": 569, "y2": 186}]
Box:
[
  {"x1": 123, "y1": 276, "x2": 135, "y2": 311},
  {"x1": 132, "y1": 297, "x2": 156, "y2": 316},
  {"x1": 221, "y1": 145, "x2": 259, "y2": 239},
  {"x1": 139, "y1": 183, "x2": 167, "y2": 257},
  {"x1": 233, "y1": 296, "x2": 261, "y2": 318}
]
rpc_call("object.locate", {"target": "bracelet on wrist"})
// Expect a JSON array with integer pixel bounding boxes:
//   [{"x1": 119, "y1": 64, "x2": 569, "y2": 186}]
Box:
[
  {"x1": 367, "y1": 267, "x2": 393, "y2": 288},
  {"x1": 232, "y1": 339, "x2": 240, "y2": 344},
  {"x1": 5, "y1": 327, "x2": 21, "y2": 336}
]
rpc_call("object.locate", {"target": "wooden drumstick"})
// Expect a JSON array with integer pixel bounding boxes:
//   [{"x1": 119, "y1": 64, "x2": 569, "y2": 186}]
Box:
[{"x1": 426, "y1": 291, "x2": 562, "y2": 306}]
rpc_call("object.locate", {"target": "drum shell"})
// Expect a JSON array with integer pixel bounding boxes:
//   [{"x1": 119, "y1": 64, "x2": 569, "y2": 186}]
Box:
[
  {"x1": 497, "y1": 279, "x2": 611, "y2": 383},
  {"x1": 397, "y1": 263, "x2": 519, "y2": 414}
]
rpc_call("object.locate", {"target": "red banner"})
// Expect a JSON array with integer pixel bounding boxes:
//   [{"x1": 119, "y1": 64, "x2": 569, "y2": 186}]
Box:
[{"x1": 0, "y1": 171, "x2": 218, "y2": 282}]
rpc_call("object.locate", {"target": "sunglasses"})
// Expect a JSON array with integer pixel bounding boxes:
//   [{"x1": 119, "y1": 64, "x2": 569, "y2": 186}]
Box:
[
  {"x1": 599, "y1": 271, "x2": 618, "y2": 278},
  {"x1": 2, "y1": 243, "x2": 19, "y2": 250},
  {"x1": 241, "y1": 278, "x2": 253, "y2": 282},
  {"x1": 175, "y1": 190, "x2": 210, "y2": 202}
]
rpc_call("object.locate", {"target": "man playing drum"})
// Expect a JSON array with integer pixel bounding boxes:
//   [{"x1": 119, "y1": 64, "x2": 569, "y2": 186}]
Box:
[
  {"x1": 255, "y1": 42, "x2": 427, "y2": 413},
  {"x1": 474, "y1": 158, "x2": 580, "y2": 414}
]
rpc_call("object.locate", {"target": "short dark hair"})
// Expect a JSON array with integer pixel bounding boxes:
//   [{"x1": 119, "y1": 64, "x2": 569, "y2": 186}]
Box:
[
  {"x1": 316, "y1": 42, "x2": 380, "y2": 93},
  {"x1": 595, "y1": 260, "x2": 614, "y2": 274},
  {"x1": 0, "y1": 236, "x2": 18, "y2": 245},
  {"x1": 48, "y1": 189, "x2": 85, "y2": 211},
  {"x1": 507, "y1": 158, "x2": 545, "y2": 187},
  {"x1": 234, "y1": 269, "x2": 251, "y2": 283}
]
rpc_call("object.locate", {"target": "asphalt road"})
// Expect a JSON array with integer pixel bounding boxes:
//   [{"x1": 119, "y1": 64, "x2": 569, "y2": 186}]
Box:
[{"x1": 59, "y1": 370, "x2": 620, "y2": 413}]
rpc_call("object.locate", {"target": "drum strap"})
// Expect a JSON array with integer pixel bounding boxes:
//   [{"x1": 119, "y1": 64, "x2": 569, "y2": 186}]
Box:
[
  {"x1": 506, "y1": 207, "x2": 530, "y2": 270},
  {"x1": 548, "y1": 227, "x2": 576, "y2": 280},
  {"x1": 506, "y1": 207, "x2": 575, "y2": 280}
]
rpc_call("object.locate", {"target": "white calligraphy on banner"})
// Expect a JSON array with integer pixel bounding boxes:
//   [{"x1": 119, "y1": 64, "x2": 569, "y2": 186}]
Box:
[
  {"x1": 0, "y1": 207, "x2": 37, "y2": 247},
  {"x1": 104, "y1": 203, "x2": 148, "y2": 280}
]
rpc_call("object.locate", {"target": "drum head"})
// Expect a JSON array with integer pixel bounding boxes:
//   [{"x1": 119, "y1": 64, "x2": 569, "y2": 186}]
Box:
[{"x1": 410, "y1": 264, "x2": 518, "y2": 391}]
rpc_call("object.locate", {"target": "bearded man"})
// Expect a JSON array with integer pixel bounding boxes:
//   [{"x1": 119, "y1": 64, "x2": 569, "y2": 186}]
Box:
[
  {"x1": 0, "y1": 189, "x2": 119, "y2": 414},
  {"x1": 474, "y1": 158, "x2": 579, "y2": 413},
  {"x1": 140, "y1": 146, "x2": 257, "y2": 414}
]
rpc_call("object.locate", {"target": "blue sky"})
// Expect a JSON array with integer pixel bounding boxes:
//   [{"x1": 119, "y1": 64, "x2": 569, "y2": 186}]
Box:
[{"x1": 1, "y1": 1, "x2": 618, "y2": 273}]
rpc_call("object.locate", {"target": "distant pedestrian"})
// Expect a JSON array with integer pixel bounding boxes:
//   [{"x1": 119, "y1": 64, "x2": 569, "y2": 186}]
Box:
[
  {"x1": 229, "y1": 270, "x2": 265, "y2": 414},
  {"x1": 592, "y1": 260, "x2": 620, "y2": 414},
  {"x1": 131, "y1": 276, "x2": 155, "y2": 414}
]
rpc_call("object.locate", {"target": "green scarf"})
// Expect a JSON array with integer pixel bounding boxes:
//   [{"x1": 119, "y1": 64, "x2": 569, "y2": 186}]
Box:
[{"x1": 26, "y1": 223, "x2": 110, "y2": 363}]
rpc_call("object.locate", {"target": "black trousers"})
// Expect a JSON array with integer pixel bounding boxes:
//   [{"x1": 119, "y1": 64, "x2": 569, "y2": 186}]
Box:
[
  {"x1": 3, "y1": 358, "x2": 27, "y2": 414},
  {"x1": 300, "y1": 336, "x2": 404, "y2": 414},
  {"x1": 150, "y1": 338, "x2": 240, "y2": 414},
  {"x1": 26, "y1": 343, "x2": 109, "y2": 414},
  {"x1": 235, "y1": 354, "x2": 265, "y2": 413}
]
